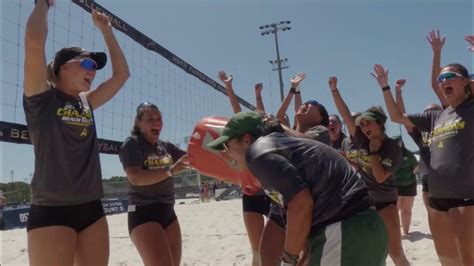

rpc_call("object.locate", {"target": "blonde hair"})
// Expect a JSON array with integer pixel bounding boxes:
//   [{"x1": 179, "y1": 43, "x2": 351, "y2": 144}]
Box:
[{"x1": 46, "y1": 60, "x2": 57, "y2": 85}]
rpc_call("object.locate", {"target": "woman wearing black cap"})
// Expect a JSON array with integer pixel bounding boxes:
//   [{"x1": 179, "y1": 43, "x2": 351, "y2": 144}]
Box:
[
  {"x1": 23, "y1": 1, "x2": 129, "y2": 265},
  {"x1": 374, "y1": 63, "x2": 474, "y2": 266},
  {"x1": 328, "y1": 76, "x2": 410, "y2": 266}
]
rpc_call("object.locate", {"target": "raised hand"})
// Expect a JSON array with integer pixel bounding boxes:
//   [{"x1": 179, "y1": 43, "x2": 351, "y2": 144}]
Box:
[
  {"x1": 328, "y1": 76, "x2": 338, "y2": 91},
  {"x1": 395, "y1": 79, "x2": 406, "y2": 92},
  {"x1": 255, "y1": 83, "x2": 263, "y2": 94},
  {"x1": 427, "y1": 30, "x2": 446, "y2": 53},
  {"x1": 370, "y1": 64, "x2": 389, "y2": 89},
  {"x1": 465, "y1": 35, "x2": 474, "y2": 52},
  {"x1": 92, "y1": 10, "x2": 112, "y2": 33},
  {"x1": 290, "y1": 72, "x2": 306, "y2": 88},
  {"x1": 218, "y1": 71, "x2": 233, "y2": 86},
  {"x1": 171, "y1": 154, "x2": 191, "y2": 175}
]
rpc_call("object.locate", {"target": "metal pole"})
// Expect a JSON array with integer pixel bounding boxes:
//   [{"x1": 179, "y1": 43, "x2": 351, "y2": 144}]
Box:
[{"x1": 273, "y1": 26, "x2": 285, "y2": 102}]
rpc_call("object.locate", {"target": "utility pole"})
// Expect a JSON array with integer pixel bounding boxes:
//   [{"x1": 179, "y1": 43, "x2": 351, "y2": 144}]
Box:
[{"x1": 259, "y1": 21, "x2": 291, "y2": 102}]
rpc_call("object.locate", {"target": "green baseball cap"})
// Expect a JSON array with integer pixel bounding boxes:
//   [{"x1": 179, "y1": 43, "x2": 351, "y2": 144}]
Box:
[
  {"x1": 354, "y1": 111, "x2": 387, "y2": 126},
  {"x1": 207, "y1": 111, "x2": 263, "y2": 150}
]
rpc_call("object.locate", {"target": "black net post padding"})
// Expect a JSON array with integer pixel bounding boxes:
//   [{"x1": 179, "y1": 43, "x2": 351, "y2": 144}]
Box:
[
  {"x1": 0, "y1": 121, "x2": 122, "y2": 154},
  {"x1": 71, "y1": 0, "x2": 255, "y2": 111}
]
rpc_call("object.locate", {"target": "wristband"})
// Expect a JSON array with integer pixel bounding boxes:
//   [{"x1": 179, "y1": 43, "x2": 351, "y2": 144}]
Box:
[
  {"x1": 381, "y1": 86, "x2": 390, "y2": 92},
  {"x1": 289, "y1": 87, "x2": 297, "y2": 94},
  {"x1": 294, "y1": 91, "x2": 301, "y2": 95}
]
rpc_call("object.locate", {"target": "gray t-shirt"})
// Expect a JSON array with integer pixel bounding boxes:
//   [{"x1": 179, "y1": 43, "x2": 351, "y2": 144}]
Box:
[
  {"x1": 23, "y1": 88, "x2": 103, "y2": 205},
  {"x1": 305, "y1": 125, "x2": 331, "y2": 146},
  {"x1": 119, "y1": 135, "x2": 186, "y2": 205},
  {"x1": 246, "y1": 133, "x2": 373, "y2": 231},
  {"x1": 408, "y1": 99, "x2": 474, "y2": 199},
  {"x1": 344, "y1": 134, "x2": 402, "y2": 203}
]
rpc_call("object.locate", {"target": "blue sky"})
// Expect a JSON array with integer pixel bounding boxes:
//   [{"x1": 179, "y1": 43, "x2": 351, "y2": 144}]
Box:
[{"x1": 1, "y1": 0, "x2": 473, "y2": 181}]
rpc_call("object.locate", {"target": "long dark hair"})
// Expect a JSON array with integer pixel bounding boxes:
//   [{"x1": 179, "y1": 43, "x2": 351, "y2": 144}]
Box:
[{"x1": 131, "y1": 103, "x2": 160, "y2": 136}]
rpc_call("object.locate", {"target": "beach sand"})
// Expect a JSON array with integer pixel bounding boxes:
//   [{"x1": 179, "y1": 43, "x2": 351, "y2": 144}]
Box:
[{"x1": 1, "y1": 185, "x2": 438, "y2": 265}]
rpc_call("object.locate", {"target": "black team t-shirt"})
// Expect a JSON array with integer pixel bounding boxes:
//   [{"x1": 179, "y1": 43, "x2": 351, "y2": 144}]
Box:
[
  {"x1": 344, "y1": 133, "x2": 402, "y2": 203},
  {"x1": 408, "y1": 128, "x2": 431, "y2": 179},
  {"x1": 23, "y1": 88, "x2": 103, "y2": 205},
  {"x1": 245, "y1": 132, "x2": 372, "y2": 230},
  {"x1": 408, "y1": 99, "x2": 474, "y2": 199},
  {"x1": 119, "y1": 135, "x2": 185, "y2": 205}
]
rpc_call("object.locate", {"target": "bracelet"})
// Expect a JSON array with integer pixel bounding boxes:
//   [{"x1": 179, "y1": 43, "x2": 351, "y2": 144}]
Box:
[
  {"x1": 294, "y1": 91, "x2": 301, "y2": 95},
  {"x1": 382, "y1": 86, "x2": 390, "y2": 91}
]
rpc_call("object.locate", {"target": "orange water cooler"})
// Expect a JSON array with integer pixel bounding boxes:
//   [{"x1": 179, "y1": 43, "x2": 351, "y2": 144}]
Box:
[{"x1": 187, "y1": 116, "x2": 261, "y2": 195}]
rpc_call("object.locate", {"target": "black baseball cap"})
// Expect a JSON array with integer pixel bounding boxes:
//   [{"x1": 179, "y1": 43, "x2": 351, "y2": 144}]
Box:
[{"x1": 53, "y1": 47, "x2": 107, "y2": 75}]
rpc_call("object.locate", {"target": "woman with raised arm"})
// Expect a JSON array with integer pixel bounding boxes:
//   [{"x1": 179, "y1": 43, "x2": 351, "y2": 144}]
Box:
[
  {"x1": 393, "y1": 79, "x2": 459, "y2": 260},
  {"x1": 119, "y1": 103, "x2": 190, "y2": 266},
  {"x1": 427, "y1": 30, "x2": 448, "y2": 108},
  {"x1": 328, "y1": 114, "x2": 347, "y2": 150},
  {"x1": 23, "y1": 1, "x2": 129, "y2": 265},
  {"x1": 276, "y1": 73, "x2": 330, "y2": 145},
  {"x1": 276, "y1": 73, "x2": 306, "y2": 128},
  {"x1": 374, "y1": 63, "x2": 473, "y2": 266},
  {"x1": 218, "y1": 71, "x2": 271, "y2": 266},
  {"x1": 328, "y1": 77, "x2": 410, "y2": 266}
]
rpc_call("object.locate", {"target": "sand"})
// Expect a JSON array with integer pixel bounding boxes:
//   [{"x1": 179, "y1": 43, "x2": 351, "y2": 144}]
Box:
[{"x1": 1, "y1": 186, "x2": 438, "y2": 265}]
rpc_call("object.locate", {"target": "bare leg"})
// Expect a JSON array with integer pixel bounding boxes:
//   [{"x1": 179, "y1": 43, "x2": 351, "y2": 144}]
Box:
[
  {"x1": 378, "y1": 205, "x2": 410, "y2": 266},
  {"x1": 260, "y1": 219, "x2": 285, "y2": 266},
  {"x1": 243, "y1": 211, "x2": 265, "y2": 266},
  {"x1": 28, "y1": 226, "x2": 77, "y2": 266},
  {"x1": 130, "y1": 222, "x2": 174, "y2": 266}
]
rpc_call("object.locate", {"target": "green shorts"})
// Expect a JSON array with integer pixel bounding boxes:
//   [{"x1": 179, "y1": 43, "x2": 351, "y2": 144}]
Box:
[{"x1": 308, "y1": 209, "x2": 388, "y2": 266}]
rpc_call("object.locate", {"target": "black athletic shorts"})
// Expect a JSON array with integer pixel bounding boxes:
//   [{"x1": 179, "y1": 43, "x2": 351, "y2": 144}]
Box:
[
  {"x1": 429, "y1": 197, "x2": 474, "y2": 212},
  {"x1": 421, "y1": 175, "x2": 429, "y2": 193},
  {"x1": 268, "y1": 202, "x2": 286, "y2": 229},
  {"x1": 27, "y1": 200, "x2": 104, "y2": 232},
  {"x1": 128, "y1": 202, "x2": 177, "y2": 234},
  {"x1": 397, "y1": 181, "x2": 417, "y2": 197},
  {"x1": 242, "y1": 194, "x2": 271, "y2": 216},
  {"x1": 374, "y1": 201, "x2": 397, "y2": 211}
]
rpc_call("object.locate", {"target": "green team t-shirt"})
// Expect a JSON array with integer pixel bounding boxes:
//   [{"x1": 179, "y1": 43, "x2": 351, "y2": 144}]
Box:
[{"x1": 394, "y1": 149, "x2": 418, "y2": 186}]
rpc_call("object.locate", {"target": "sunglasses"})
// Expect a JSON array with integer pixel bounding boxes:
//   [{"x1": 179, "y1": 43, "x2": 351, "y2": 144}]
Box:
[
  {"x1": 136, "y1": 102, "x2": 158, "y2": 113},
  {"x1": 66, "y1": 58, "x2": 98, "y2": 71},
  {"x1": 437, "y1": 72, "x2": 465, "y2": 83}
]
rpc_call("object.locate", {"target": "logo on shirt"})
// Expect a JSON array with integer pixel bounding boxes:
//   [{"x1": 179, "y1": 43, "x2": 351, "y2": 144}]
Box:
[
  {"x1": 345, "y1": 149, "x2": 393, "y2": 173},
  {"x1": 430, "y1": 119, "x2": 465, "y2": 148},
  {"x1": 144, "y1": 154, "x2": 173, "y2": 169},
  {"x1": 264, "y1": 189, "x2": 285, "y2": 207},
  {"x1": 56, "y1": 101, "x2": 93, "y2": 136}
]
